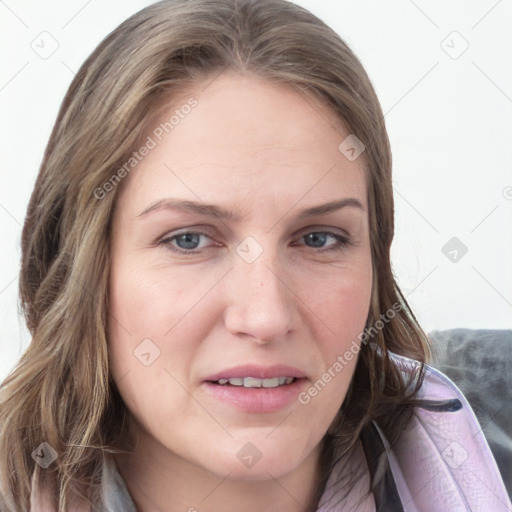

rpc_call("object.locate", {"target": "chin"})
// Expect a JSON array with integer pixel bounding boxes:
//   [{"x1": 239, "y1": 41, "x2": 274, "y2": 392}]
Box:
[
  {"x1": 196, "y1": 436, "x2": 312, "y2": 481},
  {"x1": 209, "y1": 458, "x2": 299, "y2": 482}
]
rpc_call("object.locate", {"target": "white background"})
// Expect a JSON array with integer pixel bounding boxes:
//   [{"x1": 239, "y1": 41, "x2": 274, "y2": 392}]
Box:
[{"x1": 1, "y1": 0, "x2": 511, "y2": 382}]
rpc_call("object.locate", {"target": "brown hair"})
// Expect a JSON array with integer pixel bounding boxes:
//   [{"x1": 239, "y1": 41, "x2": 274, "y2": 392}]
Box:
[{"x1": 0, "y1": 0, "x2": 430, "y2": 510}]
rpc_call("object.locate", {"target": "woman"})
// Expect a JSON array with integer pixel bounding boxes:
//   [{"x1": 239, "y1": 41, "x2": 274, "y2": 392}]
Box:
[{"x1": 0, "y1": 0, "x2": 509, "y2": 510}]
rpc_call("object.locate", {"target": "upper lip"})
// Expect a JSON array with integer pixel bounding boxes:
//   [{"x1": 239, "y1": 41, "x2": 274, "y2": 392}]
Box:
[{"x1": 204, "y1": 364, "x2": 307, "y2": 382}]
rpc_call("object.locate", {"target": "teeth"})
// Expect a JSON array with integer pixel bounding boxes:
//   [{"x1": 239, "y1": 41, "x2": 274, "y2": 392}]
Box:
[
  {"x1": 244, "y1": 377, "x2": 265, "y2": 388},
  {"x1": 262, "y1": 377, "x2": 280, "y2": 388},
  {"x1": 215, "y1": 377, "x2": 296, "y2": 388}
]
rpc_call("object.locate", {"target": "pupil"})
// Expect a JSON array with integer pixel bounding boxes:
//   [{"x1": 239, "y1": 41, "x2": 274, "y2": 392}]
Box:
[{"x1": 306, "y1": 233, "x2": 326, "y2": 247}]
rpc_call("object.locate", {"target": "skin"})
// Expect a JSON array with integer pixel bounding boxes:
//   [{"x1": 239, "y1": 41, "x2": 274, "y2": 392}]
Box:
[{"x1": 108, "y1": 71, "x2": 374, "y2": 512}]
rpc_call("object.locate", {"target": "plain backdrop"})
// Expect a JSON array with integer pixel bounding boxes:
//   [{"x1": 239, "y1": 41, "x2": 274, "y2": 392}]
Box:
[{"x1": 1, "y1": 0, "x2": 511, "y2": 382}]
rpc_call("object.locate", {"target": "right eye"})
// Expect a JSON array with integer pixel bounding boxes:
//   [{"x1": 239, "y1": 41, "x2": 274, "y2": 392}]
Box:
[{"x1": 159, "y1": 231, "x2": 216, "y2": 254}]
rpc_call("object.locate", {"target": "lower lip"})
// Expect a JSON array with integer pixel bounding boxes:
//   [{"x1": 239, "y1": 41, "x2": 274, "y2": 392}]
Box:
[{"x1": 202, "y1": 379, "x2": 307, "y2": 413}]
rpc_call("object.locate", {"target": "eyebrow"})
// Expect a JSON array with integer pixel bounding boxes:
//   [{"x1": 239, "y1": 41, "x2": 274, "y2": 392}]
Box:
[{"x1": 137, "y1": 197, "x2": 364, "y2": 221}]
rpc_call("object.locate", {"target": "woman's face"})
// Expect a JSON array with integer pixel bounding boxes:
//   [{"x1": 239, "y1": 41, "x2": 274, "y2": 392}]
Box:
[{"x1": 108, "y1": 71, "x2": 372, "y2": 481}]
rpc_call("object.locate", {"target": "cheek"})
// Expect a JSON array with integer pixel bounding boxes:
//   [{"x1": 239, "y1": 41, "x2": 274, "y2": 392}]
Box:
[
  {"x1": 106, "y1": 249, "x2": 223, "y2": 400},
  {"x1": 110, "y1": 262, "x2": 171, "y2": 328},
  {"x1": 309, "y1": 260, "x2": 372, "y2": 343},
  {"x1": 107, "y1": 263, "x2": 204, "y2": 442},
  {"x1": 107, "y1": 258, "x2": 189, "y2": 396},
  {"x1": 108, "y1": 253, "x2": 197, "y2": 352},
  {"x1": 301, "y1": 261, "x2": 372, "y2": 401}
]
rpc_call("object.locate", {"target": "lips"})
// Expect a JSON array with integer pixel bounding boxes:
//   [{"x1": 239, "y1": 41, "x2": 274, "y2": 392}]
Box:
[{"x1": 201, "y1": 364, "x2": 308, "y2": 412}]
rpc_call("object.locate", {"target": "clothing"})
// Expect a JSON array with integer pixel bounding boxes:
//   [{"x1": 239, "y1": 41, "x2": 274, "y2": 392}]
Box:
[
  {"x1": 318, "y1": 353, "x2": 512, "y2": 511},
  {"x1": 30, "y1": 353, "x2": 512, "y2": 511}
]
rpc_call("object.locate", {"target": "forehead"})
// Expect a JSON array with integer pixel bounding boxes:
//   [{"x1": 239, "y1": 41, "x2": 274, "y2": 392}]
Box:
[{"x1": 116, "y1": 71, "x2": 368, "y2": 217}]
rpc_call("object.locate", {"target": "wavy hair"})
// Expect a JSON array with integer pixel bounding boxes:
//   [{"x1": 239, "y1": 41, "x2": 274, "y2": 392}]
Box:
[{"x1": 0, "y1": 0, "x2": 430, "y2": 510}]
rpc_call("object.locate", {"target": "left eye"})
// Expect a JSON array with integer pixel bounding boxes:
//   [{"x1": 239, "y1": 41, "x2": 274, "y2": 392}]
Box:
[
  {"x1": 297, "y1": 231, "x2": 349, "y2": 250},
  {"x1": 160, "y1": 230, "x2": 350, "y2": 254}
]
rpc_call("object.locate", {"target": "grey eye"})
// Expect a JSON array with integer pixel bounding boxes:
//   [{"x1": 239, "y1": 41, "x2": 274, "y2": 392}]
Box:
[
  {"x1": 173, "y1": 233, "x2": 202, "y2": 250},
  {"x1": 303, "y1": 232, "x2": 330, "y2": 248}
]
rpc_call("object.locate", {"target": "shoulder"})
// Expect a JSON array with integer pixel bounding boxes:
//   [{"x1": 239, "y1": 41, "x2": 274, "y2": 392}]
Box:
[{"x1": 383, "y1": 352, "x2": 512, "y2": 511}]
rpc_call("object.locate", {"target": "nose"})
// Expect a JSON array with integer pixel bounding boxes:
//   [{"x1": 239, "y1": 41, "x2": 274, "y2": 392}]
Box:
[{"x1": 223, "y1": 246, "x2": 296, "y2": 344}]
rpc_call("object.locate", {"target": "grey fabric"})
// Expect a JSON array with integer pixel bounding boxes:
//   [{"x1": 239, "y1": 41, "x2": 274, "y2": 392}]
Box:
[
  {"x1": 428, "y1": 328, "x2": 512, "y2": 499},
  {"x1": 101, "y1": 456, "x2": 137, "y2": 512}
]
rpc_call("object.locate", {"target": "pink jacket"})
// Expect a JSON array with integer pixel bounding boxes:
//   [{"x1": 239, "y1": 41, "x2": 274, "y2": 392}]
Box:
[
  {"x1": 318, "y1": 353, "x2": 512, "y2": 511},
  {"x1": 30, "y1": 353, "x2": 512, "y2": 511}
]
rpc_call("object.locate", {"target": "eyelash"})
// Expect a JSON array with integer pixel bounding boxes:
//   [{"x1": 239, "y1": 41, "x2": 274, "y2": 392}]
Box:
[{"x1": 158, "y1": 229, "x2": 352, "y2": 255}]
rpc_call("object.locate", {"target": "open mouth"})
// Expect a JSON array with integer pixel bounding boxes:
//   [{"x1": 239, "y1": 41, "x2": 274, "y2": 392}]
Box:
[
  {"x1": 203, "y1": 375, "x2": 306, "y2": 412},
  {"x1": 207, "y1": 376, "x2": 298, "y2": 388}
]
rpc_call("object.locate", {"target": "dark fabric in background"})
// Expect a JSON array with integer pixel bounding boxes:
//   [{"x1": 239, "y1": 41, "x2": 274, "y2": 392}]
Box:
[{"x1": 429, "y1": 328, "x2": 512, "y2": 499}]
